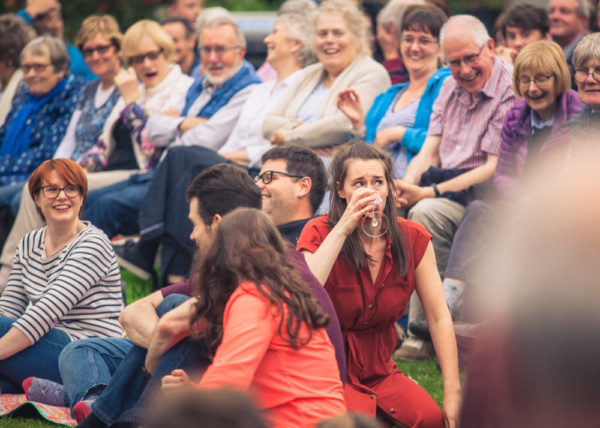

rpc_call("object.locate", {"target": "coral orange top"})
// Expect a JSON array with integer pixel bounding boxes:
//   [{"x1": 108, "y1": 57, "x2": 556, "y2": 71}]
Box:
[{"x1": 198, "y1": 281, "x2": 346, "y2": 428}]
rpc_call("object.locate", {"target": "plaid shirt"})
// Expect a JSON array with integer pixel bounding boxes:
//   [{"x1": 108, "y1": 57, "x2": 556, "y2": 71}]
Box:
[{"x1": 428, "y1": 57, "x2": 515, "y2": 170}]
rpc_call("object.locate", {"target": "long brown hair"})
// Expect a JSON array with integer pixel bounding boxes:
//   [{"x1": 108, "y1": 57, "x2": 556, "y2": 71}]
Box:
[
  {"x1": 328, "y1": 141, "x2": 409, "y2": 276},
  {"x1": 191, "y1": 208, "x2": 330, "y2": 355}
]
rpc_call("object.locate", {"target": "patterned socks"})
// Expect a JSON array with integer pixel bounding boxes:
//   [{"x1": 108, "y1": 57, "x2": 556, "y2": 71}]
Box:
[{"x1": 23, "y1": 377, "x2": 67, "y2": 407}]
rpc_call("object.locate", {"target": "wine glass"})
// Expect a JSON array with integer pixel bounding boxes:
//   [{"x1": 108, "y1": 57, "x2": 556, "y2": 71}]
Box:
[{"x1": 361, "y1": 193, "x2": 389, "y2": 238}]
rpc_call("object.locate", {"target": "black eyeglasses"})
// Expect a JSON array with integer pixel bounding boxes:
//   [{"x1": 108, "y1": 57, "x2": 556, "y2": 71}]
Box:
[
  {"x1": 518, "y1": 74, "x2": 554, "y2": 87},
  {"x1": 573, "y1": 68, "x2": 600, "y2": 84},
  {"x1": 22, "y1": 63, "x2": 52, "y2": 73},
  {"x1": 128, "y1": 48, "x2": 164, "y2": 65},
  {"x1": 254, "y1": 170, "x2": 303, "y2": 184},
  {"x1": 444, "y1": 45, "x2": 485, "y2": 70},
  {"x1": 82, "y1": 43, "x2": 114, "y2": 58},
  {"x1": 40, "y1": 185, "x2": 81, "y2": 199},
  {"x1": 198, "y1": 45, "x2": 240, "y2": 57}
]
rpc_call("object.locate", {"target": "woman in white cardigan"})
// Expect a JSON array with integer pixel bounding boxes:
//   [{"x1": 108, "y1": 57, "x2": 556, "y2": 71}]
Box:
[{"x1": 263, "y1": 0, "x2": 390, "y2": 150}]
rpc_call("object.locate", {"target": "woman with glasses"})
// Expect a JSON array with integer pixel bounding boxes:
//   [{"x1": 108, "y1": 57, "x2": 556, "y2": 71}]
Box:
[
  {"x1": 337, "y1": 4, "x2": 449, "y2": 179},
  {"x1": 568, "y1": 32, "x2": 600, "y2": 153},
  {"x1": 0, "y1": 158, "x2": 122, "y2": 397}
]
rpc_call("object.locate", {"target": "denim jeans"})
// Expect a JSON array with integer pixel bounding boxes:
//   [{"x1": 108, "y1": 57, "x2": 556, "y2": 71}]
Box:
[
  {"x1": 88, "y1": 294, "x2": 210, "y2": 425},
  {"x1": 82, "y1": 171, "x2": 155, "y2": 239},
  {"x1": 58, "y1": 337, "x2": 133, "y2": 413},
  {"x1": 0, "y1": 180, "x2": 26, "y2": 215},
  {"x1": 0, "y1": 316, "x2": 71, "y2": 394}
]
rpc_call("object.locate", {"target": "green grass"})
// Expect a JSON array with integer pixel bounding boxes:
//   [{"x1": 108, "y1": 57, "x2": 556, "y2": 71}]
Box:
[{"x1": 0, "y1": 270, "x2": 446, "y2": 427}]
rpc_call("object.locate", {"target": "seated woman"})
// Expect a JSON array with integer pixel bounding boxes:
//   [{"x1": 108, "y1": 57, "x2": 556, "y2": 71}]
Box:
[
  {"x1": 0, "y1": 35, "x2": 84, "y2": 212},
  {"x1": 0, "y1": 158, "x2": 122, "y2": 395},
  {"x1": 425, "y1": 41, "x2": 582, "y2": 341},
  {"x1": 338, "y1": 4, "x2": 450, "y2": 178},
  {"x1": 297, "y1": 141, "x2": 460, "y2": 427},
  {"x1": 263, "y1": 0, "x2": 390, "y2": 151},
  {"x1": 0, "y1": 19, "x2": 193, "y2": 286},
  {"x1": 115, "y1": 6, "x2": 319, "y2": 286},
  {"x1": 160, "y1": 208, "x2": 346, "y2": 427},
  {"x1": 0, "y1": 14, "x2": 36, "y2": 126}
]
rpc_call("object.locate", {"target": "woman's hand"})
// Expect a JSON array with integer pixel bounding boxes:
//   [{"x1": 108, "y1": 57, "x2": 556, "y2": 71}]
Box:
[
  {"x1": 443, "y1": 390, "x2": 462, "y2": 428},
  {"x1": 161, "y1": 369, "x2": 193, "y2": 393},
  {"x1": 115, "y1": 68, "x2": 140, "y2": 105},
  {"x1": 271, "y1": 130, "x2": 286, "y2": 146},
  {"x1": 336, "y1": 187, "x2": 379, "y2": 237},
  {"x1": 337, "y1": 89, "x2": 365, "y2": 130}
]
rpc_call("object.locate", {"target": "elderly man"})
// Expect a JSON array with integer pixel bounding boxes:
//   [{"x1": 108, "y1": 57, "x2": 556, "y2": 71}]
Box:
[
  {"x1": 161, "y1": 17, "x2": 198, "y2": 76},
  {"x1": 81, "y1": 9, "x2": 260, "y2": 243},
  {"x1": 548, "y1": 0, "x2": 589, "y2": 65},
  {"x1": 17, "y1": 0, "x2": 95, "y2": 80},
  {"x1": 394, "y1": 15, "x2": 515, "y2": 360}
]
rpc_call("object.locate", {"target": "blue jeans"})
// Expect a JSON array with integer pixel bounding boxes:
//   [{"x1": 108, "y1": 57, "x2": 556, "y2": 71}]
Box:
[
  {"x1": 87, "y1": 294, "x2": 210, "y2": 425},
  {"x1": 0, "y1": 181, "x2": 26, "y2": 215},
  {"x1": 82, "y1": 171, "x2": 155, "y2": 239},
  {"x1": 58, "y1": 337, "x2": 133, "y2": 413},
  {"x1": 0, "y1": 316, "x2": 71, "y2": 394}
]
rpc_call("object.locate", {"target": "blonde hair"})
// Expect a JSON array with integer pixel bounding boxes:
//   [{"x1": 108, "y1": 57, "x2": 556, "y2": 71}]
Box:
[
  {"x1": 76, "y1": 15, "x2": 122, "y2": 51},
  {"x1": 314, "y1": 0, "x2": 370, "y2": 57},
  {"x1": 121, "y1": 20, "x2": 174, "y2": 63},
  {"x1": 513, "y1": 41, "x2": 571, "y2": 98}
]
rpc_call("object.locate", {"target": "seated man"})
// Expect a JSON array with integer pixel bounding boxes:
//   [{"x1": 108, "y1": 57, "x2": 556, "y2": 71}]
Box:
[
  {"x1": 496, "y1": 4, "x2": 551, "y2": 63},
  {"x1": 18, "y1": 0, "x2": 96, "y2": 80},
  {"x1": 81, "y1": 9, "x2": 260, "y2": 241},
  {"x1": 56, "y1": 148, "x2": 343, "y2": 427},
  {"x1": 394, "y1": 15, "x2": 515, "y2": 360},
  {"x1": 161, "y1": 17, "x2": 198, "y2": 76}
]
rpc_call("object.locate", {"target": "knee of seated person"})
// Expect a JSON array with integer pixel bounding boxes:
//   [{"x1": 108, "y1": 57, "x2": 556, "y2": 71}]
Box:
[
  {"x1": 156, "y1": 294, "x2": 190, "y2": 317},
  {"x1": 408, "y1": 198, "x2": 441, "y2": 222}
]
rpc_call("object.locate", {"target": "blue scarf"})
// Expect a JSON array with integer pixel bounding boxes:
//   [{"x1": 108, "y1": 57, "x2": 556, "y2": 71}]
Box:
[
  {"x1": 1, "y1": 77, "x2": 69, "y2": 157},
  {"x1": 181, "y1": 63, "x2": 260, "y2": 118}
]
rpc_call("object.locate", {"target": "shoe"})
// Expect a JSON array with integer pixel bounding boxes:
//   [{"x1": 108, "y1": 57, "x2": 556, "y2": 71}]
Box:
[
  {"x1": 395, "y1": 323, "x2": 407, "y2": 349},
  {"x1": 113, "y1": 240, "x2": 153, "y2": 281},
  {"x1": 409, "y1": 321, "x2": 431, "y2": 340},
  {"x1": 73, "y1": 398, "x2": 97, "y2": 423},
  {"x1": 393, "y1": 337, "x2": 435, "y2": 361},
  {"x1": 23, "y1": 377, "x2": 66, "y2": 406}
]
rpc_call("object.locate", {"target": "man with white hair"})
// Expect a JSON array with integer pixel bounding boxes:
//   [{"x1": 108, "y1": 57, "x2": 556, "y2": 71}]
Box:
[
  {"x1": 394, "y1": 15, "x2": 515, "y2": 360},
  {"x1": 81, "y1": 9, "x2": 261, "y2": 242}
]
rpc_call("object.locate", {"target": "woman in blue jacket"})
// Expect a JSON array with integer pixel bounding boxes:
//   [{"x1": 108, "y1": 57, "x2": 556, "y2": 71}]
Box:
[{"x1": 338, "y1": 4, "x2": 449, "y2": 178}]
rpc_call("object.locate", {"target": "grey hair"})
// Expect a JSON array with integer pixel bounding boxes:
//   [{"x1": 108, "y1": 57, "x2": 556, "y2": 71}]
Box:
[
  {"x1": 195, "y1": 7, "x2": 246, "y2": 47},
  {"x1": 276, "y1": 12, "x2": 318, "y2": 67},
  {"x1": 377, "y1": 0, "x2": 425, "y2": 36},
  {"x1": 21, "y1": 35, "x2": 70, "y2": 75},
  {"x1": 572, "y1": 32, "x2": 600, "y2": 69},
  {"x1": 278, "y1": 0, "x2": 317, "y2": 16},
  {"x1": 575, "y1": 0, "x2": 592, "y2": 19},
  {"x1": 440, "y1": 15, "x2": 490, "y2": 50},
  {"x1": 314, "y1": 0, "x2": 370, "y2": 57}
]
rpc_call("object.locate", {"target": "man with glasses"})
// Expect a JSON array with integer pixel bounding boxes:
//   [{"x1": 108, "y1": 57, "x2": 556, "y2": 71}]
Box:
[
  {"x1": 63, "y1": 148, "x2": 337, "y2": 428},
  {"x1": 17, "y1": 0, "x2": 96, "y2": 81},
  {"x1": 393, "y1": 15, "x2": 515, "y2": 361}
]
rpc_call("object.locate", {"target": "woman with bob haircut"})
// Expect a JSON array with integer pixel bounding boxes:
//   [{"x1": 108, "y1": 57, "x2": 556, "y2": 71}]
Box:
[
  {"x1": 0, "y1": 159, "x2": 122, "y2": 399},
  {"x1": 263, "y1": 0, "x2": 390, "y2": 151},
  {"x1": 297, "y1": 141, "x2": 460, "y2": 427},
  {"x1": 161, "y1": 208, "x2": 346, "y2": 428}
]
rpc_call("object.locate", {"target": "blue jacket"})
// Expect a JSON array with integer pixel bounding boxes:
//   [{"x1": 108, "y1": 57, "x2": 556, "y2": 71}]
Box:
[{"x1": 364, "y1": 67, "x2": 450, "y2": 163}]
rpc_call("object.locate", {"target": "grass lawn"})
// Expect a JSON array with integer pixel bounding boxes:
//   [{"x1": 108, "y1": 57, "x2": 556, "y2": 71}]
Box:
[{"x1": 0, "y1": 272, "x2": 446, "y2": 427}]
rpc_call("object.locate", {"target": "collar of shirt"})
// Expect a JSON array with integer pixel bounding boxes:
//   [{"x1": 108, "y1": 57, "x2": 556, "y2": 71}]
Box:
[{"x1": 530, "y1": 110, "x2": 555, "y2": 131}]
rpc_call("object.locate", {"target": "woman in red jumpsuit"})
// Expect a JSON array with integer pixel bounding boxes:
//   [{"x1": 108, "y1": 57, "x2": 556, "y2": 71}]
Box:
[{"x1": 298, "y1": 141, "x2": 460, "y2": 427}]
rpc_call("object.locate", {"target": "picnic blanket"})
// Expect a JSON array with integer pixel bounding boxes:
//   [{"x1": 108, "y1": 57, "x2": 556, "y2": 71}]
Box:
[{"x1": 0, "y1": 394, "x2": 76, "y2": 426}]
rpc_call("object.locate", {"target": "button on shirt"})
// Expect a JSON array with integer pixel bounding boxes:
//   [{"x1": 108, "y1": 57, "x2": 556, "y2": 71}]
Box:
[{"x1": 428, "y1": 58, "x2": 515, "y2": 170}]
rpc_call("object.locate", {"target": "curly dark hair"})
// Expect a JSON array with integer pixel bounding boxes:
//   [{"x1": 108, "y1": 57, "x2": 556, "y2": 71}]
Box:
[
  {"x1": 191, "y1": 208, "x2": 330, "y2": 355},
  {"x1": 0, "y1": 14, "x2": 36, "y2": 68}
]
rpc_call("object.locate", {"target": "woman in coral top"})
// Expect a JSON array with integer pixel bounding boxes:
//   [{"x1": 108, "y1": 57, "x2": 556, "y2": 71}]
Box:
[
  {"x1": 161, "y1": 208, "x2": 346, "y2": 428},
  {"x1": 297, "y1": 141, "x2": 460, "y2": 428}
]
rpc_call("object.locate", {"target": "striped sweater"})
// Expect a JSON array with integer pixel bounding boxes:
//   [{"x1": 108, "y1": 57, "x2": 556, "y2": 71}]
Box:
[{"x1": 0, "y1": 223, "x2": 123, "y2": 343}]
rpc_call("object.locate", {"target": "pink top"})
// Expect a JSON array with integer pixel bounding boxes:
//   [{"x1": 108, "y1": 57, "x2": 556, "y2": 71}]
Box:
[{"x1": 198, "y1": 281, "x2": 346, "y2": 428}]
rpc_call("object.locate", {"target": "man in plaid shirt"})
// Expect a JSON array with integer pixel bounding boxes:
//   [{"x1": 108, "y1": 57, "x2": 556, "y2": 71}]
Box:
[{"x1": 395, "y1": 15, "x2": 515, "y2": 360}]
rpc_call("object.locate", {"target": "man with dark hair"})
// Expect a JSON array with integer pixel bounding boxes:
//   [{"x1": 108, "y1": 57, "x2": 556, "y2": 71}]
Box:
[
  {"x1": 496, "y1": 4, "x2": 551, "y2": 63},
  {"x1": 63, "y1": 160, "x2": 343, "y2": 428},
  {"x1": 167, "y1": 0, "x2": 204, "y2": 29},
  {"x1": 161, "y1": 17, "x2": 198, "y2": 76}
]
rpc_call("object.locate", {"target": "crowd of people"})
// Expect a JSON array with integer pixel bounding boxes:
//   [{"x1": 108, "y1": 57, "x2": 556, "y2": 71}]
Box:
[{"x1": 0, "y1": 0, "x2": 599, "y2": 426}]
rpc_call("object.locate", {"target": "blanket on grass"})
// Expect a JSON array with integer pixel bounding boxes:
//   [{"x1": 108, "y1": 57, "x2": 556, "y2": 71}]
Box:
[{"x1": 0, "y1": 394, "x2": 76, "y2": 426}]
